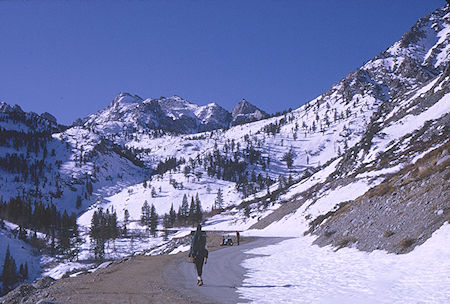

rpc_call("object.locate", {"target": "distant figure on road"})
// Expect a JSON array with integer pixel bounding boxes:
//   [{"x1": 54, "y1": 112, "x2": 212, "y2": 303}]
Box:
[
  {"x1": 188, "y1": 224, "x2": 208, "y2": 286},
  {"x1": 236, "y1": 231, "x2": 240, "y2": 245},
  {"x1": 221, "y1": 236, "x2": 233, "y2": 246}
]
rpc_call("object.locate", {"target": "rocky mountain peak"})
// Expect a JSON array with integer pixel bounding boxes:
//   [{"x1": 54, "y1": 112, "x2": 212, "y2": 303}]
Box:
[
  {"x1": 232, "y1": 99, "x2": 259, "y2": 117},
  {"x1": 0, "y1": 102, "x2": 24, "y2": 114},
  {"x1": 112, "y1": 92, "x2": 143, "y2": 105},
  {"x1": 157, "y1": 95, "x2": 195, "y2": 112},
  {"x1": 231, "y1": 98, "x2": 268, "y2": 126},
  {"x1": 40, "y1": 112, "x2": 58, "y2": 124}
]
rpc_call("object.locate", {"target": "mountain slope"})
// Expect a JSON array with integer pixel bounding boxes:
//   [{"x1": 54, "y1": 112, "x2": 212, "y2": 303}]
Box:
[
  {"x1": 0, "y1": 5, "x2": 449, "y2": 294},
  {"x1": 71, "y1": 5, "x2": 450, "y2": 244},
  {"x1": 207, "y1": 5, "x2": 450, "y2": 253}
]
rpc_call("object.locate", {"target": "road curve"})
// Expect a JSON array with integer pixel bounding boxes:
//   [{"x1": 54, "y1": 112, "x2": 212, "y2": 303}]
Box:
[{"x1": 164, "y1": 237, "x2": 286, "y2": 304}]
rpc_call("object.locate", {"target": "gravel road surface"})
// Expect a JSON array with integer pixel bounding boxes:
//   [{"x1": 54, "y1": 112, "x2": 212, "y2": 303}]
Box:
[{"x1": 164, "y1": 237, "x2": 285, "y2": 304}]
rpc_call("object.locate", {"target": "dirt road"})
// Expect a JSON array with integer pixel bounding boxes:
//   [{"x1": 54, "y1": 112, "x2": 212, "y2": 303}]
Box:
[
  {"x1": 2, "y1": 235, "x2": 284, "y2": 304},
  {"x1": 164, "y1": 237, "x2": 285, "y2": 304}
]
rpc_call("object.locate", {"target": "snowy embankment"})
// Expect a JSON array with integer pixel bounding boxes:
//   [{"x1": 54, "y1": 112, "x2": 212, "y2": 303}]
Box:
[
  {"x1": 238, "y1": 223, "x2": 450, "y2": 303},
  {"x1": 0, "y1": 222, "x2": 41, "y2": 290}
]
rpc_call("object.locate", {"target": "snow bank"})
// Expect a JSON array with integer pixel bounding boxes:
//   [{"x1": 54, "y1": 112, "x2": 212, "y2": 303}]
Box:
[{"x1": 238, "y1": 223, "x2": 450, "y2": 303}]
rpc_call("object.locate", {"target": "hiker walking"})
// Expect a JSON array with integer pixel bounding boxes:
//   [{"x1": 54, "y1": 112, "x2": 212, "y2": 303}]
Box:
[{"x1": 188, "y1": 224, "x2": 208, "y2": 286}]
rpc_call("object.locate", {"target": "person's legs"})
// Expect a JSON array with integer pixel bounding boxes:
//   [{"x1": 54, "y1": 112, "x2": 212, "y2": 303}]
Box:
[{"x1": 194, "y1": 256, "x2": 204, "y2": 285}]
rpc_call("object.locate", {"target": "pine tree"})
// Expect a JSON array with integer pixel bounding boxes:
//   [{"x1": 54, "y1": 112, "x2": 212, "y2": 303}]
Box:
[
  {"x1": 215, "y1": 188, "x2": 224, "y2": 210},
  {"x1": 149, "y1": 204, "x2": 158, "y2": 237},
  {"x1": 141, "y1": 201, "x2": 150, "y2": 227},
  {"x1": 169, "y1": 204, "x2": 176, "y2": 227},
  {"x1": 58, "y1": 210, "x2": 71, "y2": 254},
  {"x1": 188, "y1": 196, "x2": 196, "y2": 226},
  {"x1": 178, "y1": 194, "x2": 189, "y2": 224},
  {"x1": 110, "y1": 209, "x2": 119, "y2": 241},
  {"x1": 195, "y1": 193, "x2": 201, "y2": 209},
  {"x1": 2, "y1": 245, "x2": 18, "y2": 294},
  {"x1": 123, "y1": 209, "x2": 130, "y2": 236},
  {"x1": 70, "y1": 223, "x2": 82, "y2": 261},
  {"x1": 90, "y1": 210, "x2": 105, "y2": 260},
  {"x1": 281, "y1": 148, "x2": 296, "y2": 169},
  {"x1": 194, "y1": 197, "x2": 203, "y2": 224}
]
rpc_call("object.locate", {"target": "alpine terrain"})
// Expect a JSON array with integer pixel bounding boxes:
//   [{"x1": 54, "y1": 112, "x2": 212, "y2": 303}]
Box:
[{"x1": 0, "y1": 4, "x2": 449, "y2": 303}]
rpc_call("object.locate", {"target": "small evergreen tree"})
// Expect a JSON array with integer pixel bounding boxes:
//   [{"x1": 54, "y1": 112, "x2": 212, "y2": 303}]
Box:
[
  {"x1": 168, "y1": 204, "x2": 176, "y2": 227},
  {"x1": 70, "y1": 223, "x2": 82, "y2": 261},
  {"x1": 2, "y1": 245, "x2": 18, "y2": 294},
  {"x1": 215, "y1": 188, "x2": 224, "y2": 210},
  {"x1": 141, "y1": 201, "x2": 150, "y2": 227},
  {"x1": 90, "y1": 209, "x2": 105, "y2": 260},
  {"x1": 281, "y1": 148, "x2": 296, "y2": 169},
  {"x1": 188, "y1": 196, "x2": 196, "y2": 226},
  {"x1": 178, "y1": 194, "x2": 189, "y2": 224},
  {"x1": 149, "y1": 204, "x2": 158, "y2": 236},
  {"x1": 123, "y1": 209, "x2": 130, "y2": 236},
  {"x1": 194, "y1": 197, "x2": 203, "y2": 224}
]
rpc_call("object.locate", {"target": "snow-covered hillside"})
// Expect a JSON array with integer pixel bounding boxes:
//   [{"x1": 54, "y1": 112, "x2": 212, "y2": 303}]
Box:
[
  {"x1": 0, "y1": 106, "x2": 147, "y2": 216},
  {"x1": 80, "y1": 5, "x2": 449, "y2": 236},
  {"x1": 0, "y1": 221, "x2": 41, "y2": 294},
  {"x1": 0, "y1": 4, "x2": 449, "y2": 294}
]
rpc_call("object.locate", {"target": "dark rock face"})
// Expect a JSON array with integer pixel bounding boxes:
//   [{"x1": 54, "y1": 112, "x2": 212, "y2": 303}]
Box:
[
  {"x1": 0, "y1": 102, "x2": 24, "y2": 114},
  {"x1": 40, "y1": 112, "x2": 57, "y2": 124},
  {"x1": 231, "y1": 99, "x2": 268, "y2": 126}
]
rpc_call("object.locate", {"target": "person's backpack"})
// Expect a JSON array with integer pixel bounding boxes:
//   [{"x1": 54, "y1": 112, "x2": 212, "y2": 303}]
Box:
[{"x1": 192, "y1": 232, "x2": 207, "y2": 257}]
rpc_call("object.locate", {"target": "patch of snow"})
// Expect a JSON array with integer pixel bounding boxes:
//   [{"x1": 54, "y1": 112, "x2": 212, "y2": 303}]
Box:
[
  {"x1": 42, "y1": 261, "x2": 92, "y2": 280},
  {"x1": 169, "y1": 244, "x2": 190, "y2": 255},
  {"x1": 356, "y1": 165, "x2": 403, "y2": 178}
]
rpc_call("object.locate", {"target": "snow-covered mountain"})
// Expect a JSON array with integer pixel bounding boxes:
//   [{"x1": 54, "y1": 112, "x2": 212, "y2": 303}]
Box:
[
  {"x1": 0, "y1": 102, "x2": 59, "y2": 133},
  {"x1": 231, "y1": 99, "x2": 268, "y2": 126},
  {"x1": 79, "y1": 93, "x2": 235, "y2": 135},
  {"x1": 74, "y1": 4, "x2": 449, "y2": 249},
  {"x1": 0, "y1": 4, "x2": 449, "y2": 295}
]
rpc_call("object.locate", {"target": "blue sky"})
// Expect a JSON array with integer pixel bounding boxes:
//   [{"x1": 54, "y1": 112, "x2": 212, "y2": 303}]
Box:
[{"x1": 0, "y1": 0, "x2": 445, "y2": 125}]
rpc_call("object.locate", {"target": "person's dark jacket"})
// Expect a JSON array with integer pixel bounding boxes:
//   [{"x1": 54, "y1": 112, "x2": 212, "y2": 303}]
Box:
[{"x1": 188, "y1": 231, "x2": 208, "y2": 258}]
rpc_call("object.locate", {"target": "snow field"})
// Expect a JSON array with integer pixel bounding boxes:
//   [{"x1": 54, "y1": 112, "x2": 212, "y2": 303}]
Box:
[
  {"x1": 238, "y1": 223, "x2": 450, "y2": 304},
  {"x1": 77, "y1": 171, "x2": 239, "y2": 228}
]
